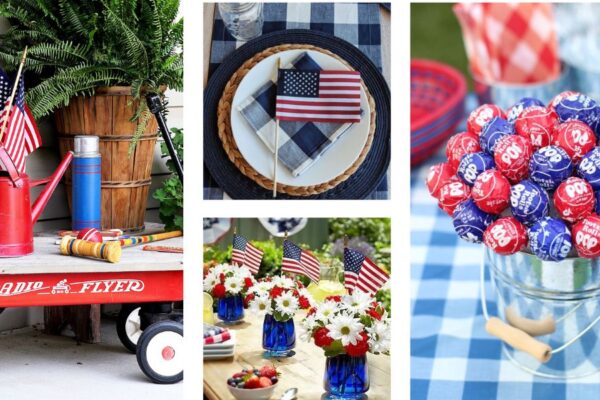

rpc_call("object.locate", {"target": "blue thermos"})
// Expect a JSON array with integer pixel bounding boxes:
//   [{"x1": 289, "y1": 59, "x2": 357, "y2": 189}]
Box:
[{"x1": 72, "y1": 136, "x2": 101, "y2": 230}]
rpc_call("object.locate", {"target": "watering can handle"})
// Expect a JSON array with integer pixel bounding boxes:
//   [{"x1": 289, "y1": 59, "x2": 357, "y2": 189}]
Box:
[{"x1": 0, "y1": 145, "x2": 23, "y2": 187}]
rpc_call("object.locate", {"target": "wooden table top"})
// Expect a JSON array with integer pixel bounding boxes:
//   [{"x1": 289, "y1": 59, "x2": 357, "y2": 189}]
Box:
[
  {"x1": 1, "y1": 223, "x2": 183, "y2": 275},
  {"x1": 203, "y1": 312, "x2": 391, "y2": 400}
]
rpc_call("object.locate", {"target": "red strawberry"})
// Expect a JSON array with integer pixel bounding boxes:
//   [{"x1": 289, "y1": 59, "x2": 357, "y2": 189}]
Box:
[
  {"x1": 259, "y1": 365, "x2": 277, "y2": 378},
  {"x1": 345, "y1": 332, "x2": 369, "y2": 357},
  {"x1": 244, "y1": 376, "x2": 260, "y2": 389},
  {"x1": 314, "y1": 327, "x2": 333, "y2": 347},
  {"x1": 212, "y1": 284, "x2": 226, "y2": 298},
  {"x1": 258, "y1": 377, "x2": 273, "y2": 388}
]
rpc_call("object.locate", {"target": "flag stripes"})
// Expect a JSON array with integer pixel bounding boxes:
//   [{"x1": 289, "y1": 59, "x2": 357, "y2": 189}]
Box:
[
  {"x1": 231, "y1": 234, "x2": 263, "y2": 275},
  {"x1": 344, "y1": 247, "x2": 389, "y2": 294},
  {"x1": 282, "y1": 240, "x2": 320, "y2": 282}
]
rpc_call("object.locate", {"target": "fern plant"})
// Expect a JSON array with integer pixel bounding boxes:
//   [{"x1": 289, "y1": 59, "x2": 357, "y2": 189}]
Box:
[{"x1": 0, "y1": 0, "x2": 183, "y2": 146}]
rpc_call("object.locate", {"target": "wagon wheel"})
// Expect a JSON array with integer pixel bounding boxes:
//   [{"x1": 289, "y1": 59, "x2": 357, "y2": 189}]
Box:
[
  {"x1": 117, "y1": 303, "x2": 143, "y2": 353},
  {"x1": 136, "y1": 320, "x2": 183, "y2": 384}
]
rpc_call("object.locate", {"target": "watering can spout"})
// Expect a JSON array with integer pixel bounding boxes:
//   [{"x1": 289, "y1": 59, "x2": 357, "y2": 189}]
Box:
[{"x1": 31, "y1": 151, "x2": 73, "y2": 224}]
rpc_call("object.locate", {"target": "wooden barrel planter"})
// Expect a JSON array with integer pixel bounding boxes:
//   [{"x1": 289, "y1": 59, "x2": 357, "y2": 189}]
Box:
[{"x1": 55, "y1": 86, "x2": 158, "y2": 232}]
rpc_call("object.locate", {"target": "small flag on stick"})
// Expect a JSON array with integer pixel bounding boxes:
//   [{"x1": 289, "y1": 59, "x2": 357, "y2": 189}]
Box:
[
  {"x1": 344, "y1": 247, "x2": 389, "y2": 294},
  {"x1": 282, "y1": 240, "x2": 320, "y2": 282},
  {"x1": 275, "y1": 69, "x2": 361, "y2": 123},
  {"x1": 232, "y1": 234, "x2": 264, "y2": 275}
]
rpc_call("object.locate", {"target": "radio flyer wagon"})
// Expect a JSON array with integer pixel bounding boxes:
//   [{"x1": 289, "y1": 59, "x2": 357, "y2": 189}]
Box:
[{"x1": 0, "y1": 225, "x2": 183, "y2": 384}]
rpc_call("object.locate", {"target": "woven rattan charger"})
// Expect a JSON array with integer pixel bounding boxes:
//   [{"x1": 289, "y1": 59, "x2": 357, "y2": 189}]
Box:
[{"x1": 217, "y1": 44, "x2": 377, "y2": 196}]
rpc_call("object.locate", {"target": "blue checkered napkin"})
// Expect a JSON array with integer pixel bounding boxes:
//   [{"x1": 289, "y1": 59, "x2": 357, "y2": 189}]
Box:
[{"x1": 237, "y1": 52, "x2": 356, "y2": 177}]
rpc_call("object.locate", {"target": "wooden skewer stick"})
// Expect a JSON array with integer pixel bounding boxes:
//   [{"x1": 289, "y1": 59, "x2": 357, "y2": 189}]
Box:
[
  {"x1": 272, "y1": 57, "x2": 281, "y2": 198},
  {"x1": 142, "y1": 245, "x2": 183, "y2": 254},
  {"x1": 0, "y1": 47, "x2": 28, "y2": 143}
]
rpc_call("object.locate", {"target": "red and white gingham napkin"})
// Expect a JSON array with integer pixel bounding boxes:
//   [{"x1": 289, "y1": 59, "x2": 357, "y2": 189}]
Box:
[{"x1": 454, "y1": 3, "x2": 560, "y2": 84}]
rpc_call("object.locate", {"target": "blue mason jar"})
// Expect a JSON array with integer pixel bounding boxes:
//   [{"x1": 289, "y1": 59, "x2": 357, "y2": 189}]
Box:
[
  {"x1": 217, "y1": 295, "x2": 244, "y2": 324},
  {"x1": 323, "y1": 353, "x2": 369, "y2": 398},
  {"x1": 262, "y1": 313, "x2": 295, "y2": 357}
]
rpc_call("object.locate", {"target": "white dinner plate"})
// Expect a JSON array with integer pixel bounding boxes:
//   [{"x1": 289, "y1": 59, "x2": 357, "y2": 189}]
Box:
[{"x1": 230, "y1": 49, "x2": 371, "y2": 187}]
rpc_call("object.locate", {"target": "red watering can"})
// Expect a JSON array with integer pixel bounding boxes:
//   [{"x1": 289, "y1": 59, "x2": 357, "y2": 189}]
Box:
[{"x1": 0, "y1": 145, "x2": 73, "y2": 257}]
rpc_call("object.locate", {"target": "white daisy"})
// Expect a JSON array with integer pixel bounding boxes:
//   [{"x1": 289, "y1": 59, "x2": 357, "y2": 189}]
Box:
[
  {"x1": 326, "y1": 314, "x2": 364, "y2": 346},
  {"x1": 315, "y1": 300, "x2": 339, "y2": 324},
  {"x1": 299, "y1": 315, "x2": 317, "y2": 342},
  {"x1": 237, "y1": 266, "x2": 252, "y2": 279},
  {"x1": 346, "y1": 289, "x2": 373, "y2": 315},
  {"x1": 275, "y1": 291, "x2": 299, "y2": 316},
  {"x1": 224, "y1": 276, "x2": 243, "y2": 294},
  {"x1": 272, "y1": 275, "x2": 294, "y2": 289},
  {"x1": 203, "y1": 273, "x2": 219, "y2": 292},
  {"x1": 251, "y1": 280, "x2": 272, "y2": 297},
  {"x1": 249, "y1": 295, "x2": 271, "y2": 315},
  {"x1": 366, "y1": 319, "x2": 391, "y2": 353}
]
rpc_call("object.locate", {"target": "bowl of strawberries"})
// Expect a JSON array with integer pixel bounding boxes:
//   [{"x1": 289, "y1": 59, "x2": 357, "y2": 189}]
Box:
[{"x1": 227, "y1": 365, "x2": 279, "y2": 400}]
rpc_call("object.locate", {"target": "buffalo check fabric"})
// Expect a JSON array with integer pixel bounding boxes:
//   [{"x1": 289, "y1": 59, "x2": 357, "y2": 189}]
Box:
[
  {"x1": 411, "y1": 96, "x2": 600, "y2": 400},
  {"x1": 231, "y1": 234, "x2": 264, "y2": 274},
  {"x1": 238, "y1": 53, "x2": 359, "y2": 176},
  {"x1": 205, "y1": 2, "x2": 388, "y2": 199},
  {"x1": 454, "y1": 3, "x2": 560, "y2": 84},
  {"x1": 275, "y1": 69, "x2": 361, "y2": 123},
  {"x1": 282, "y1": 240, "x2": 320, "y2": 283}
]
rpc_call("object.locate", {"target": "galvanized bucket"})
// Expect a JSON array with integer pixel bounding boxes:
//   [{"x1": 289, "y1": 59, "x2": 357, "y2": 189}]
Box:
[{"x1": 483, "y1": 246, "x2": 600, "y2": 379}]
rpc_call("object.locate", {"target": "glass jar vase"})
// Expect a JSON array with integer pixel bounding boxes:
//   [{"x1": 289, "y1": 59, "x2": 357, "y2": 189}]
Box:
[
  {"x1": 217, "y1": 3, "x2": 264, "y2": 41},
  {"x1": 323, "y1": 353, "x2": 369, "y2": 398},
  {"x1": 217, "y1": 294, "x2": 244, "y2": 324},
  {"x1": 262, "y1": 313, "x2": 295, "y2": 357}
]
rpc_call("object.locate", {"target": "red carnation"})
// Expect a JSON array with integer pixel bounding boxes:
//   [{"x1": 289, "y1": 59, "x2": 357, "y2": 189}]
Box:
[
  {"x1": 293, "y1": 289, "x2": 300, "y2": 297},
  {"x1": 325, "y1": 295, "x2": 342, "y2": 303},
  {"x1": 270, "y1": 287, "x2": 284, "y2": 298},
  {"x1": 219, "y1": 273, "x2": 226, "y2": 283},
  {"x1": 213, "y1": 284, "x2": 226, "y2": 298},
  {"x1": 314, "y1": 327, "x2": 334, "y2": 347},
  {"x1": 345, "y1": 332, "x2": 369, "y2": 357},
  {"x1": 367, "y1": 309, "x2": 381, "y2": 321},
  {"x1": 298, "y1": 296, "x2": 310, "y2": 309},
  {"x1": 307, "y1": 307, "x2": 317, "y2": 316},
  {"x1": 244, "y1": 277, "x2": 254, "y2": 288},
  {"x1": 244, "y1": 293, "x2": 255, "y2": 307}
]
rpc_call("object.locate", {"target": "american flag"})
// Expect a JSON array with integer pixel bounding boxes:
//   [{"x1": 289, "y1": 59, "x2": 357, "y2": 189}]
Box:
[
  {"x1": 282, "y1": 240, "x2": 320, "y2": 282},
  {"x1": 231, "y1": 234, "x2": 263, "y2": 275},
  {"x1": 275, "y1": 69, "x2": 361, "y2": 123},
  {"x1": 0, "y1": 71, "x2": 41, "y2": 173},
  {"x1": 344, "y1": 247, "x2": 389, "y2": 294}
]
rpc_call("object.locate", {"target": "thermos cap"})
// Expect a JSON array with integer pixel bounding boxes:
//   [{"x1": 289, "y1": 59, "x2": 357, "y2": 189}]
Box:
[{"x1": 74, "y1": 136, "x2": 100, "y2": 157}]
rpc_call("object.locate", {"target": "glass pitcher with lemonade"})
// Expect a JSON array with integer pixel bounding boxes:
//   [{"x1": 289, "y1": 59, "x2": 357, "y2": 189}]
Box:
[{"x1": 307, "y1": 263, "x2": 346, "y2": 303}]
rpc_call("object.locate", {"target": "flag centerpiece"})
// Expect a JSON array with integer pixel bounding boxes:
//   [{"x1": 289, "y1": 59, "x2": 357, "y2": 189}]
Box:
[
  {"x1": 275, "y1": 69, "x2": 362, "y2": 123},
  {"x1": 231, "y1": 233, "x2": 264, "y2": 275},
  {"x1": 282, "y1": 239, "x2": 320, "y2": 283},
  {"x1": 344, "y1": 247, "x2": 390, "y2": 294}
]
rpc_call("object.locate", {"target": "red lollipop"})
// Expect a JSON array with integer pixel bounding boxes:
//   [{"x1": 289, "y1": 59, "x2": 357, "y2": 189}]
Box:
[
  {"x1": 548, "y1": 91, "x2": 580, "y2": 112},
  {"x1": 467, "y1": 104, "x2": 505, "y2": 136},
  {"x1": 493, "y1": 135, "x2": 533, "y2": 184},
  {"x1": 552, "y1": 120, "x2": 595, "y2": 164},
  {"x1": 483, "y1": 217, "x2": 528, "y2": 255},
  {"x1": 553, "y1": 177, "x2": 595, "y2": 223},
  {"x1": 514, "y1": 106, "x2": 558, "y2": 149},
  {"x1": 439, "y1": 181, "x2": 470, "y2": 216},
  {"x1": 572, "y1": 215, "x2": 600, "y2": 258},
  {"x1": 426, "y1": 162, "x2": 456, "y2": 199},
  {"x1": 77, "y1": 228, "x2": 103, "y2": 243},
  {"x1": 446, "y1": 132, "x2": 481, "y2": 170},
  {"x1": 471, "y1": 169, "x2": 511, "y2": 214}
]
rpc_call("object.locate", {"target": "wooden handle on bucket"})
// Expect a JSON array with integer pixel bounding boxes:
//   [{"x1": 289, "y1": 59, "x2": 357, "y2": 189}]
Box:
[
  {"x1": 60, "y1": 237, "x2": 121, "y2": 263},
  {"x1": 505, "y1": 306, "x2": 556, "y2": 337},
  {"x1": 486, "y1": 317, "x2": 552, "y2": 363}
]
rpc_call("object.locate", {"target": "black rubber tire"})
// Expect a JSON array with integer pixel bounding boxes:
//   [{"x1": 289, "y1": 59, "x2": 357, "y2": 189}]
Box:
[
  {"x1": 117, "y1": 303, "x2": 142, "y2": 353},
  {"x1": 136, "y1": 320, "x2": 184, "y2": 384}
]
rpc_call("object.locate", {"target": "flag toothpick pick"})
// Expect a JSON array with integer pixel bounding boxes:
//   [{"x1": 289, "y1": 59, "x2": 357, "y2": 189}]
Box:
[
  {"x1": 272, "y1": 57, "x2": 281, "y2": 199},
  {"x1": 0, "y1": 46, "x2": 28, "y2": 143}
]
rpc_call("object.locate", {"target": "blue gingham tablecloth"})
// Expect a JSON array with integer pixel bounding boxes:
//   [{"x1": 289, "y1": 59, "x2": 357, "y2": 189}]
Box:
[
  {"x1": 204, "y1": 2, "x2": 389, "y2": 200},
  {"x1": 411, "y1": 97, "x2": 600, "y2": 400}
]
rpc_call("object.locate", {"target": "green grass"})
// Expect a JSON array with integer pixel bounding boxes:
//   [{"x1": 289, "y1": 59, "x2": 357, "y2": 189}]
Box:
[{"x1": 411, "y1": 3, "x2": 471, "y2": 88}]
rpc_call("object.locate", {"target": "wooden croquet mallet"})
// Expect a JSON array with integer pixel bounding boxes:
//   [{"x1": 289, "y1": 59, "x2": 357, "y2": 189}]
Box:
[
  {"x1": 60, "y1": 237, "x2": 121, "y2": 263},
  {"x1": 119, "y1": 230, "x2": 183, "y2": 248}
]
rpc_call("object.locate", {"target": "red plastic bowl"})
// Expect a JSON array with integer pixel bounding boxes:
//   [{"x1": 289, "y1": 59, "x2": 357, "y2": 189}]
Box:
[{"x1": 411, "y1": 59, "x2": 467, "y2": 166}]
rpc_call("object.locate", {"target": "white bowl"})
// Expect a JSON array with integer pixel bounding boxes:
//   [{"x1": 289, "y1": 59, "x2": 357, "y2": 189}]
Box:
[{"x1": 227, "y1": 382, "x2": 277, "y2": 400}]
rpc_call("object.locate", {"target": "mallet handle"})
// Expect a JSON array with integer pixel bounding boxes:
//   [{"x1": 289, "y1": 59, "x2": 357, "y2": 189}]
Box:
[
  {"x1": 60, "y1": 237, "x2": 121, "y2": 263},
  {"x1": 119, "y1": 230, "x2": 183, "y2": 248}
]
